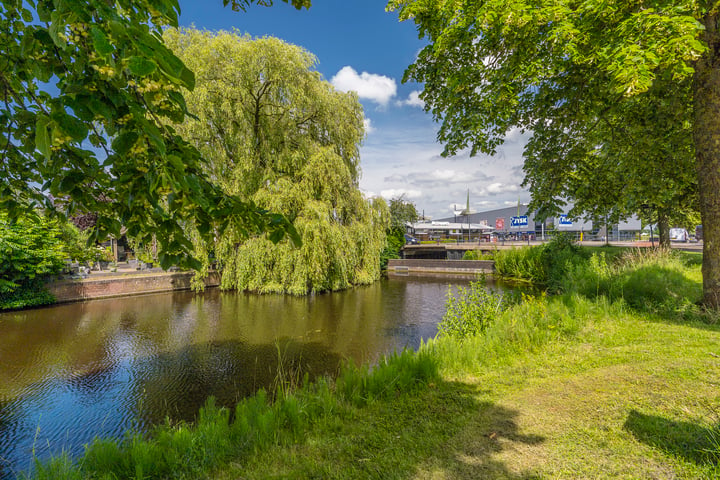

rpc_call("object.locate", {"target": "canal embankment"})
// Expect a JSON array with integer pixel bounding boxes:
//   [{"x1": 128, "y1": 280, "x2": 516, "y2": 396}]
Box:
[{"x1": 46, "y1": 270, "x2": 221, "y2": 304}]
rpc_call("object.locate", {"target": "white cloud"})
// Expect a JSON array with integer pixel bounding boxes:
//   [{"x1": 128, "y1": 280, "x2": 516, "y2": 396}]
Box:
[
  {"x1": 363, "y1": 118, "x2": 375, "y2": 134},
  {"x1": 384, "y1": 169, "x2": 491, "y2": 187},
  {"x1": 381, "y1": 188, "x2": 422, "y2": 199},
  {"x1": 487, "y1": 182, "x2": 521, "y2": 195},
  {"x1": 396, "y1": 90, "x2": 424, "y2": 108},
  {"x1": 358, "y1": 117, "x2": 530, "y2": 219},
  {"x1": 504, "y1": 127, "x2": 525, "y2": 142},
  {"x1": 331, "y1": 66, "x2": 397, "y2": 106}
]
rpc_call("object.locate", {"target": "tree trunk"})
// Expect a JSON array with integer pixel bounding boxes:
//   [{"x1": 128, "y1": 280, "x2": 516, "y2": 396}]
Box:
[
  {"x1": 694, "y1": 12, "x2": 720, "y2": 308},
  {"x1": 657, "y1": 209, "x2": 670, "y2": 249}
]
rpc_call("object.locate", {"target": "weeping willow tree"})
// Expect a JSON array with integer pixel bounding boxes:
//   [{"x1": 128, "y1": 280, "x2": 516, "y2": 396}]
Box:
[{"x1": 164, "y1": 28, "x2": 388, "y2": 294}]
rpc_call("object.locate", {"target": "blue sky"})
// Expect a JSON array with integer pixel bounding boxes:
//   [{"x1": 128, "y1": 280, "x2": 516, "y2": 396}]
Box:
[{"x1": 177, "y1": 0, "x2": 531, "y2": 219}]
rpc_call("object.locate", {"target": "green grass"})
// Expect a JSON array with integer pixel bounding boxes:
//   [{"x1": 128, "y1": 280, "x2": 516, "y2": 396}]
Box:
[
  {"x1": 27, "y1": 248, "x2": 720, "y2": 479},
  {"x1": 216, "y1": 248, "x2": 720, "y2": 479}
]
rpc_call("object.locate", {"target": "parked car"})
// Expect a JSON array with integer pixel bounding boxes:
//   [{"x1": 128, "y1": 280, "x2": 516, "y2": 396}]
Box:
[
  {"x1": 404, "y1": 234, "x2": 419, "y2": 245},
  {"x1": 696, "y1": 225, "x2": 703, "y2": 241}
]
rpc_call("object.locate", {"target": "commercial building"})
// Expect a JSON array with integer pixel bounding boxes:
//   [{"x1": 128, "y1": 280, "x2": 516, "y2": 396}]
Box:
[{"x1": 414, "y1": 204, "x2": 644, "y2": 242}]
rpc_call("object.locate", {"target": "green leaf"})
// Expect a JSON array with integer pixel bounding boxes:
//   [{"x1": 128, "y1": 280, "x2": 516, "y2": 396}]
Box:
[
  {"x1": 90, "y1": 26, "x2": 113, "y2": 55},
  {"x1": 51, "y1": 112, "x2": 88, "y2": 142},
  {"x1": 112, "y1": 131, "x2": 139, "y2": 155},
  {"x1": 48, "y1": 21, "x2": 66, "y2": 49},
  {"x1": 128, "y1": 56, "x2": 157, "y2": 77},
  {"x1": 180, "y1": 66, "x2": 195, "y2": 90},
  {"x1": 35, "y1": 115, "x2": 51, "y2": 161}
]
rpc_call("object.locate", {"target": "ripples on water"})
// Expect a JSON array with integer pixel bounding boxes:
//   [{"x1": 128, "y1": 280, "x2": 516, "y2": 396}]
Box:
[{"x1": 0, "y1": 276, "x2": 475, "y2": 478}]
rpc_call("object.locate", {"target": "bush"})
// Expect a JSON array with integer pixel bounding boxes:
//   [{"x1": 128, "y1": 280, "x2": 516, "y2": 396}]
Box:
[
  {"x1": 0, "y1": 212, "x2": 67, "y2": 295},
  {"x1": 462, "y1": 249, "x2": 494, "y2": 260},
  {"x1": 380, "y1": 228, "x2": 405, "y2": 270},
  {"x1": 494, "y1": 234, "x2": 588, "y2": 291},
  {"x1": 0, "y1": 278, "x2": 56, "y2": 310},
  {"x1": 438, "y1": 281, "x2": 511, "y2": 339}
]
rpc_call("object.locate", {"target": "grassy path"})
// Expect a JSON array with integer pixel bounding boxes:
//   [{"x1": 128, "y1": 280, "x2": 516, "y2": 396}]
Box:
[{"x1": 218, "y1": 306, "x2": 720, "y2": 479}]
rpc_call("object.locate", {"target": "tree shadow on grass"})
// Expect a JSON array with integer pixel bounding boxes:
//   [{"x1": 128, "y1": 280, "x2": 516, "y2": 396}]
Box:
[
  {"x1": 259, "y1": 380, "x2": 545, "y2": 479},
  {"x1": 624, "y1": 410, "x2": 719, "y2": 468}
]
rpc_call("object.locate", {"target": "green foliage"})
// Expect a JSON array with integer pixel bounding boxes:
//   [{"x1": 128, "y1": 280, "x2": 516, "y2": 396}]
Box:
[
  {"x1": 336, "y1": 349, "x2": 439, "y2": 407},
  {"x1": 224, "y1": 0, "x2": 311, "y2": 11},
  {"x1": 438, "y1": 282, "x2": 509, "y2": 339},
  {"x1": 0, "y1": 279, "x2": 56, "y2": 311},
  {"x1": 462, "y1": 249, "x2": 494, "y2": 260},
  {"x1": 494, "y1": 234, "x2": 588, "y2": 291},
  {"x1": 1, "y1": 0, "x2": 297, "y2": 272},
  {"x1": 379, "y1": 196, "x2": 418, "y2": 271},
  {"x1": 0, "y1": 213, "x2": 66, "y2": 291},
  {"x1": 380, "y1": 228, "x2": 405, "y2": 271},
  {"x1": 0, "y1": 212, "x2": 65, "y2": 309},
  {"x1": 387, "y1": 0, "x2": 720, "y2": 307},
  {"x1": 494, "y1": 247, "x2": 546, "y2": 285},
  {"x1": 565, "y1": 248, "x2": 703, "y2": 318},
  {"x1": 165, "y1": 30, "x2": 387, "y2": 294},
  {"x1": 388, "y1": 195, "x2": 418, "y2": 230}
]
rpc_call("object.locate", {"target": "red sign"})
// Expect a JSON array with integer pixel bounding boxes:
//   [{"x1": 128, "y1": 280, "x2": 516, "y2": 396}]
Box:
[{"x1": 495, "y1": 218, "x2": 505, "y2": 230}]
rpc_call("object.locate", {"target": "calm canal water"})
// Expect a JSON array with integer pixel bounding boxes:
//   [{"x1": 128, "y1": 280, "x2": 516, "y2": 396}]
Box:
[{"x1": 0, "y1": 275, "x2": 474, "y2": 478}]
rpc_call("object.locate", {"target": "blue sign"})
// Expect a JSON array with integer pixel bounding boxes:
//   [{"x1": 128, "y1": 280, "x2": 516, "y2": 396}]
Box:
[
  {"x1": 559, "y1": 215, "x2": 573, "y2": 226},
  {"x1": 510, "y1": 215, "x2": 528, "y2": 228}
]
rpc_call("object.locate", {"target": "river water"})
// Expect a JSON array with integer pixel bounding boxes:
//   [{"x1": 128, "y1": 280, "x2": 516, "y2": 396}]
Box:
[{"x1": 0, "y1": 275, "x2": 474, "y2": 478}]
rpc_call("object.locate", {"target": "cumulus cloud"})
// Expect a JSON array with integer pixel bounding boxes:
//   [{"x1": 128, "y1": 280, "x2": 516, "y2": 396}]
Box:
[
  {"x1": 363, "y1": 118, "x2": 375, "y2": 134},
  {"x1": 396, "y1": 90, "x2": 425, "y2": 108},
  {"x1": 384, "y1": 169, "x2": 492, "y2": 187},
  {"x1": 331, "y1": 66, "x2": 397, "y2": 106},
  {"x1": 381, "y1": 188, "x2": 422, "y2": 199},
  {"x1": 504, "y1": 127, "x2": 526, "y2": 142},
  {"x1": 487, "y1": 182, "x2": 521, "y2": 195}
]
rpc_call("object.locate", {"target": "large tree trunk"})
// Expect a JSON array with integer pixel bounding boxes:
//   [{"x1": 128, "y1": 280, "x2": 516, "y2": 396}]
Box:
[
  {"x1": 657, "y1": 209, "x2": 670, "y2": 249},
  {"x1": 694, "y1": 12, "x2": 720, "y2": 308}
]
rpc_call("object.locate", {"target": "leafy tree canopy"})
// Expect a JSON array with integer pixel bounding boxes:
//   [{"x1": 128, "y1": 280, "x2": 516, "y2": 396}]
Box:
[
  {"x1": 165, "y1": 29, "x2": 387, "y2": 294},
  {"x1": 388, "y1": 195, "x2": 418, "y2": 231},
  {"x1": 0, "y1": 0, "x2": 303, "y2": 272},
  {"x1": 388, "y1": 0, "x2": 720, "y2": 306}
]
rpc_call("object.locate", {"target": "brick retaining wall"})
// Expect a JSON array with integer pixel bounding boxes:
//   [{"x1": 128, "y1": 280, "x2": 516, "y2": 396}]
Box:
[{"x1": 47, "y1": 271, "x2": 221, "y2": 304}]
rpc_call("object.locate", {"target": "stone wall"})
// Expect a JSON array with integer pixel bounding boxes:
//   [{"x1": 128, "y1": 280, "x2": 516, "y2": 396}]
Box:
[{"x1": 47, "y1": 271, "x2": 221, "y2": 304}]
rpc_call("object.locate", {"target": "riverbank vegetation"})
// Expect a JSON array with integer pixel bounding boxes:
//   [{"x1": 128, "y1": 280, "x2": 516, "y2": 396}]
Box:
[
  {"x1": 0, "y1": 212, "x2": 111, "y2": 310},
  {"x1": 26, "y1": 246, "x2": 720, "y2": 479},
  {"x1": 164, "y1": 29, "x2": 387, "y2": 295}
]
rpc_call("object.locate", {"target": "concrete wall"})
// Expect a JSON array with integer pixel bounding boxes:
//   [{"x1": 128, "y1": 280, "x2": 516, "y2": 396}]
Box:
[
  {"x1": 387, "y1": 259, "x2": 494, "y2": 275},
  {"x1": 47, "y1": 271, "x2": 221, "y2": 304}
]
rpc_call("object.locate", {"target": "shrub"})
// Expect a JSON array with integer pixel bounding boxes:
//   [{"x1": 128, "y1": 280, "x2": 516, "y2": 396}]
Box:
[
  {"x1": 494, "y1": 234, "x2": 588, "y2": 291},
  {"x1": 438, "y1": 281, "x2": 510, "y2": 339},
  {"x1": 462, "y1": 249, "x2": 494, "y2": 260}
]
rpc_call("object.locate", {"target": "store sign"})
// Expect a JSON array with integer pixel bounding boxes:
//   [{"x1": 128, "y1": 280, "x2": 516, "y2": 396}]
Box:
[
  {"x1": 510, "y1": 215, "x2": 528, "y2": 228},
  {"x1": 495, "y1": 218, "x2": 505, "y2": 230},
  {"x1": 559, "y1": 214, "x2": 573, "y2": 226}
]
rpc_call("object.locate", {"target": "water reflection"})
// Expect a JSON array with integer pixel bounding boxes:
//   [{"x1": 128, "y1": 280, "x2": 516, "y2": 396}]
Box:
[{"x1": 0, "y1": 276, "x2": 473, "y2": 478}]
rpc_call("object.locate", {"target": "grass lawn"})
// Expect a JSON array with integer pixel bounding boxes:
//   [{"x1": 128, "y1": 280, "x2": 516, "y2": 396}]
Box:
[{"x1": 217, "y1": 251, "x2": 720, "y2": 479}]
